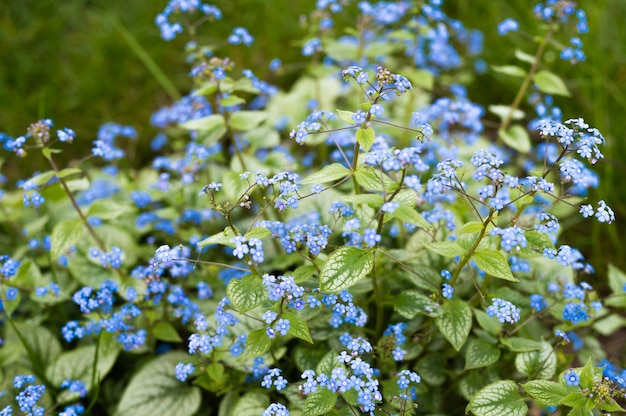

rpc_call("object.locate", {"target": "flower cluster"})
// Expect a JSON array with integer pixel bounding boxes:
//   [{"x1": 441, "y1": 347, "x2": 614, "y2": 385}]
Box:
[
  {"x1": 383, "y1": 322, "x2": 409, "y2": 361},
  {"x1": 263, "y1": 274, "x2": 305, "y2": 308},
  {"x1": 258, "y1": 212, "x2": 332, "y2": 256},
  {"x1": 486, "y1": 298, "x2": 521, "y2": 324},
  {"x1": 89, "y1": 246, "x2": 124, "y2": 269},
  {"x1": 0, "y1": 0, "x2": 621, "y2": 415},
  {"x1": 155, "y1": 0, "x2": 221, "y2": 41},
  {"x1": 299, "y1": 335, "x2": 383, "y2": 414},
  {"x1": 316, "y1": 290, "x2": 368, "y2": 328},
  {"x1": 231, "y1": 236, "x2": 264, "y2": 264},
  {"x1": 91, "y1": 123, "x2": 137, "y2": 161}
]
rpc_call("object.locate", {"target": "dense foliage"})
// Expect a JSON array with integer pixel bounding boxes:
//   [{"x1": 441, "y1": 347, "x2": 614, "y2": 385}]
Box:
[{"x1": 1, "y1": 1, "x2": 625, "y2": 415}]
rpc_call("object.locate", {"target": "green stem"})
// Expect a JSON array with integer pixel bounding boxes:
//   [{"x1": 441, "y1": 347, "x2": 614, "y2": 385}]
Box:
[
  {"x1": 450, "y1": 209, "x2": 496, "y2": 287},
  {"x1": 350, "y1": 142, "x2": 361, "y2": 195},
  {"x1": 47, "y1": 156, "x2": 107, "y2": 253},
  {"x1": 47, "y1": 154, "x2": 129, "y2": 280},
  {"x1": 500, "y1": 28, "x2": 555, "y2": 136},
  {"x1": 370, "y1": 255, "x2": 384, "y2": 337},
  {"x1": 85, "y1": 332, "x2": 103, "y2": 413}
]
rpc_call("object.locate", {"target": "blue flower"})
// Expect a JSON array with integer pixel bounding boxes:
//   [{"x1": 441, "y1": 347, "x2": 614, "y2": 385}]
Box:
[
  {"x1": 554, "y1": 330, "x2": 570, "y2": 343},
  {"x1": 497, "y1": 18, "x2": 519, "y2": 35},
  {"x1": 228, "y1": 27, "x2": 254, "y2": 46},
  {"x1": 529, "y1": 294, "x2": 547, "y2": 312},
  {"x1": 442, "y1": 283, "x2": 453, "y2": 299},
  {"x1": 302, "y1": 38, "x2": 321, "y2": 56},
  {"x1": 564, "y1": 370, "x2": 579, "y2": 386},
  {"x1": 562, "y1": 302, "x2": 589, "y2": 324}
]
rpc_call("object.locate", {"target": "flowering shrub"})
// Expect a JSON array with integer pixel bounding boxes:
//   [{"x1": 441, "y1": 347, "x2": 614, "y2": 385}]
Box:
[{"x1": 1, "y1": 1, "x2": 625, "y2": 415}]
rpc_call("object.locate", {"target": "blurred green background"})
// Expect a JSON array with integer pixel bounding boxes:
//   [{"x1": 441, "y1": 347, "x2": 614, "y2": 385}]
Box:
[{"x1": 1, "y1": 0, "x2": 624, "y2": 278}]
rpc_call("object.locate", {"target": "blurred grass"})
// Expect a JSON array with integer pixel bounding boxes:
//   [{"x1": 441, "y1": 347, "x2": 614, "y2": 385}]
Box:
[
  {"x1": 1, "y1": 0, "x2": 624, "y2": 276},
  {"x1": 0, "y1": 0, "x2": 312, "y2": 143}
]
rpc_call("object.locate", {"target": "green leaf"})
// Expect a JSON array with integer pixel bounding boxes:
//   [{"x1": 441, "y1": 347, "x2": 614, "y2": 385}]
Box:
[
  {"x1": 196, "y1": 227, "x2": 237, "y2": 248},
  {"x1": 245, "y1": 226, "x2": 271, "y2": 240},
  {"x1": 283, "y1": 311, "x2": 313, "y2": 344},
  {"x1": 47, "y1": 341, "x2": 119, "y2": 391},
  {"x1": 593, "y1": 313, "x2": 626, "y2": 335},
  {"x1": 500, "y1": 337, "x2": 542, "y2": 352},
  {"x1": 57, "y1": 167, "x2": 83, "y2": 179},
  {"x1": 459, "y1": 221, "x2": 485, "y2": 234},
  {"x1": 336, "y1": 109, "x2": 356, "y2": 124},
  {"x1": 520, "y1": 230, "x2": 555, "y2": 258},
  {"x1": 222, "y1": 170, "x2": 250, "y2": 201},
  {"x1": 229, "y1": 111, "x2": 268, "y2": 131},
  {"x1": 515, "y1": 49, "x2": 535, "y2": 64},
  {"x1": 316, "y1": 350, "x2": 340, "y2": 375},
  {"x1": 465, "y1": 339, "x2": 501, "y2": 370},
  {"x1": 473, "y1": 249, "x2": 519, "y2": 282},
  {"x1": 522, "y1": 380, "x2": 571, "y2": 406},
  {"x1": 606, "y1": 264, "x2": 626, "y2": 308},
  {"x1": 67, "y1": 253, "x2": 115, "y2": 287},
  {"x1": 534, "y1": 70, "x2": 571, "y2": 97},
  {"x1": 340, "y1": 193, "x2": 384, "y2": 207},
  {"x1": 390, "y1": 204, "x2": 430, "y2": 228},
  {"x1": 400, "y1": 68, "x2": 434, "y2": 90},
  {"x1": 292, "y1": 264, "x2": 317, "y2": 284},
  {"x1": 293, "y1": 346, "x2": 327, "y2": 374},
  {"x1": 436, "y1": 300, "x2": 472, "y2": 351},
  {"x1": 221, "y1": 95, "x2": 246, "y2": 107},
  {"x1": 41, "y1": 147, "x2": 52, "y2": 161},
  {"x1": 597, "y1": 397, "x2": 626, "y2": 412},
  {"x1": 499, "y1": 125, "x2": 531, "y2": 153},
  {"x1": 3, "y1": 289, "x2": 20, "y2": 316},
  {"x1": 491, "y1": 64, "x2": 527, "y2": 78},
  {"x1": 115, "y1": 352, "x2": 201, "y2": 416},
  {"x1": 153, "y1": 321, "x2": 182, "y2": 343},
  {"x1": 32, "y1": 168, "x2": 82, "y2": 187},
  {"x1": 300, "y1": 163, "x2": 351, "y2": 185},
  {"x1": 424, "y1": 241, "x2": 465, "y2": 258},
  {"x1": 192, "y1": 81, "x2": 218, "y2": 96},
  {"x1": 560, "y1": 392, "x2": 590, "y2": 408},
  {"x1": 87, "y1": 199, "x2": 135, "y2": 220},
  {"x1": 319, "y1": 247, "x2": 374, "y2": 293},
  {"x1": 231, "y1": 392, "x2": 269, "y2": 415},
  {"x1": 356, "y1": 127, "x2": 375, "y2": 152},
  {"x1": 226, "y1": 274, "x2": 268, "y2": 313},
  {"x1": 245, "y1": 126, "x2": 280, "y2": 149},
  {"x1": 302, "y1": 388, "x2": 337, "y2": 416},
  {"x1": 514, "y1": 341, "x2": 556, "y2": 379},
  {"x1": 207, "y1": 362, "x2": 224, "y2": 382},
  {"x1": 578, "y1": 358, "x2": 595, "y2": 390},
  {"x1": 458, "y1": 372, "x2": 490, "y2": 402},
  {"x1": 488, "y1": 105, "x2": 525, "y2": 121},
  {"x1": 199, "y1": 124, "x2": 228, "y2": 147},
  {"x1": 241, "y1": 328, "x2": 271, "y2": 360},
  {"x1": 29, "y1": 170, "x2": 57, "y2": 187},
  {"x1": 179, "y1": 114, "x2": 225, "y2": 131},
  {"x1": 233, "y1": 77, "x2": 261, "y2": 94},
  {"x1": 474, "y1": 308, "x2": 502, "y2": 335},
  {"x1": 394, "y1": 290, "x2": 440, "y2": 319},
  {"x1": 354, "y1": 168, "x2": 398, "y2": 192},
  {"x1": 467, "y1": 380, "x2": 528, "y2": 416},
  {"x1": 566, "y1": 407, "x2": 594, "y2": 416},
  {"x1": 415, "y1": 353, "x2": 446, "y2": 386},
  {"x1": 51, "y1": 219, "x2": 84, "y2": 260},
  {"x1": 5, "y1": 322, "x2": 62, "y2": 369}
]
